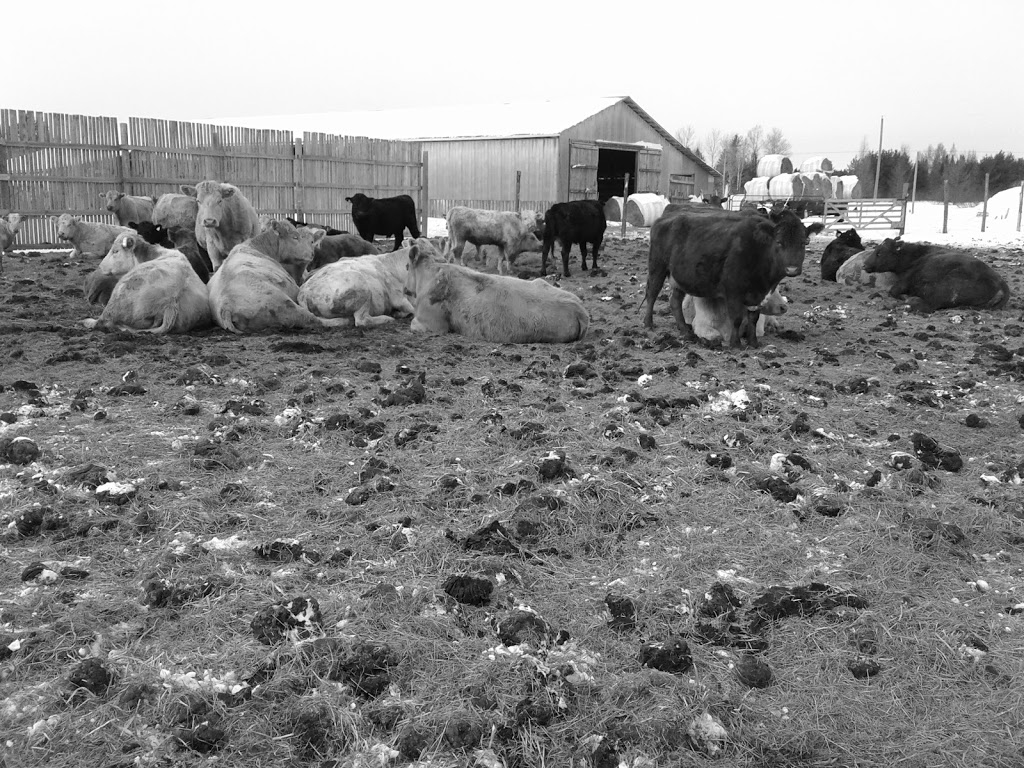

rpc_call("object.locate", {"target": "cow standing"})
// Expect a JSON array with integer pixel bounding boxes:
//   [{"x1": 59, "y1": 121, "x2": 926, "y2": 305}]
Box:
[
  {"x1": 346, "y1": 193, "x2": 420, "y2": 251},
  {"x1": 0, "y1": 213, "x2": 23, "y2": 274},
  {"x1": 100, "y1": 191, "x2": 156, "y2": 226},
  {"x1": 445, "y1": 207, "x2": 542, "y2": 275},
  {"x1": 644, "y1": 209, "x2": 823, "y2": 347},
  {"x1": 864, "y1": 239, "x2": 1010, "y2": 312},
  {"x1": 153, "y1": 192, "x2": 200, "y2": 232},
  {"x1": 185, "y1": 181, "x2": 262, "y2": 271},
  {"x1": 541, "y1": 200, "x2": 607, "y2": 278}
]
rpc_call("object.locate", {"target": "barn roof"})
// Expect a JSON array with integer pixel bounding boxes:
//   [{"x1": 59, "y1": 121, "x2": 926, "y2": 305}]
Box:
[{"x1": 210, "y1": 96, "x2": 719, "y2": 177}]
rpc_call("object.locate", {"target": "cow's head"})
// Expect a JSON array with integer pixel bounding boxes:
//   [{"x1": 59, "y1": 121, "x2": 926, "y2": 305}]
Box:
[
  {"x1": 129, "y1": 221, "x2": 169, "y2": 246},
  {"x1": 863, "y1": 237, "x2": 909, "y2": 274},
  {"x1": 97, "y1": 233, "x2": 143, "y2": 281},
  {"x1": 263, "y1": 219, "x2": 322, "y2": 284},
  {"x1": 52, "y1": 213, "x2": 77, "y2": 241},
  {"x1": 404, "y1": 238, "x2": 442, "y2": 300},
  {"x1": 5, "y1": 213, "x2": 23, "y2": 233},
  {"x1": 99, "y1": 190, "x2": 124, "y2": 212},
  {"x1": 769, "y1": 208, "x2": 824, "y2": 276},
  {"x1": 835, "y1": 228, "x2": 862, "y2": 248},
  {"x1": 196, "y1": 181, "x2": 237, "y2": 228},
  {"x1": 346, "y1": 193, "x2": 370, "y2": 209}
]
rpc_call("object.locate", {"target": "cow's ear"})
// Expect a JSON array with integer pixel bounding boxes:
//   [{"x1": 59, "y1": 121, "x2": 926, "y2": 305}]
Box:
[
  {"x1": 268, "y1": 218, "x2": 283, "y2": 235},
  {"x1": 180, "y1": 185, "x2": 197, "y2": 197},
  {"x1": 310, "y1": 228, "x2": 325, "y2": 246},
  {"x1": 345, "y1": 196, "x2": 353, "y2": 203},
  {"x1": 221, "y1": 186, "x2": 236, "y2": 198},
  {"x1": 116, "y1": 192, "x2": 125, "y2": 201},
  {"x1": 408, "y1": 244, "x2": 421, "y2": 264},
  {"x1": 49, "y1": 215, "x2": 57, "y2": 225}
]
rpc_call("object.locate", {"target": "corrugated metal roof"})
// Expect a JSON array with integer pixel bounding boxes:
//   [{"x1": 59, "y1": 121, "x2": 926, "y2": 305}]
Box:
[{"x1": 209, "y1": 95, "x2": 719, "y2": 176}]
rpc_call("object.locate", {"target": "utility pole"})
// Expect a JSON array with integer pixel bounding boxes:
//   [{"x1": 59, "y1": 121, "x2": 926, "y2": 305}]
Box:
[{"x1": 873, "y1": 116, "x2": 883, "y2": 199}]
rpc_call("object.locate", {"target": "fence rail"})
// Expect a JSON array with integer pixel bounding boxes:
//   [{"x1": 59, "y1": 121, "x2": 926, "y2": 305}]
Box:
[
  {"x1": 728, "y1": 194, "x2": 907, "y2": 234},
  {"x1": 0, "y1": 110, "x2": 425, "y2": 247}
]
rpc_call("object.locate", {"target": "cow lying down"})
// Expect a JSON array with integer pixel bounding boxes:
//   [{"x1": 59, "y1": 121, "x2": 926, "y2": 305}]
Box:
[
  {"x1": 681, "y1": 287, "x2": 787, "y2": 347},
  {"x1": 81, "y1": 233, "x2": 211, "y2": 333},
  {"x1": 405, "y1": 244, "x2": 589, "y2": 343},
  {"x1": 864, "y1": 238, "x2": 1010, "y2": 312},
  {"x1": 208, "y1": 219, "x2": 350, "y2": 334},
  {"x1": 298, "y1": 238, "x2": 440, "y2": 327}
]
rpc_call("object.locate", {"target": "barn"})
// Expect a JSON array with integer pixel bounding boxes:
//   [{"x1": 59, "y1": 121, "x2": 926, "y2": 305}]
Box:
[{"x1": 221, "y1": 96, "x2": 720, "y2": 217}]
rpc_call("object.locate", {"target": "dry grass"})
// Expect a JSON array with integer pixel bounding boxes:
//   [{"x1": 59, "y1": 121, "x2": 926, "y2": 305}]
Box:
[{"x1": 2, "y1": 235, "x2": 1024, "y2": 767}]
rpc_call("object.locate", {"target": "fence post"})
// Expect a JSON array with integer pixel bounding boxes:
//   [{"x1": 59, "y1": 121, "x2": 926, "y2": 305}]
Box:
[
  {"x1": 942, "y1": 180, "x2": 949, "y2": 234},
  {"x1": 1017, "y1": 180, "x2": 1023, "y2": 232},
  {"x1": 0, "y1": 136, "x2": 10, "y2": 214},
  {"x1": 620, "y1": 173, "x2": 630, "y2": 238},
  {"x1": 293, "y1": 137, "x2": 304, "y2": 221},
  {"x1": 981, "y1": 172, "x2": 989, "y2": 232},
  {"x1": 514, "y1": 171, "x2": 521, "y2": 216},
  {"x1": 420, "y1": 151, "x2": 429, "y2": 237},
  {"x1": 118, "y1": 122, "x2": 130, "y2": 197},
  {"x1": 911, "y1": 153, "x2": 919, "y2": 213}
]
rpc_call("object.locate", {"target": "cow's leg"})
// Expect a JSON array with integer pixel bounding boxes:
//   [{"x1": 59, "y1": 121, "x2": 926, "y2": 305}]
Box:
[
  {"x1": 669, "y1": 286, "x2": 689, "y2": 333},
  {"x1": 451, "y1": 239, "x2": 466, "y2": 265},
  {"x1": 392, "y1": 230, "x2": 403, "y2": 251},
  {"x1": 407, "y1": 218, "x2": 421, "y2": 239},
  {"x1": 353, "y1": 303, "x2": 396, "y2": 327},
  {"x1": 579, "y1": 242, "x2": 589, "y2": 272},
  {"x1": 740, "y1": 308, "x2": 760, "y2": 348},
  {"x1": 497, "y1": 247, "x2": 509, "y2": 275},
  {"x1": 591, "y1": 237, "x2": 601, "y2": 270},
  {"x1": 561, "y1": 241, "x2": 573, "y2": 278}
]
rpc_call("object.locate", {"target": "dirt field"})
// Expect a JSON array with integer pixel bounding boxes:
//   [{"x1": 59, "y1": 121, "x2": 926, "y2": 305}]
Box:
[{"x1": 2, "y1": 234, "x2": 1024, "y2": 767}]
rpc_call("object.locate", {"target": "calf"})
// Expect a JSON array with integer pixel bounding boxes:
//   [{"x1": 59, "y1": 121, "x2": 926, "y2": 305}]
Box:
[
  {"x1": 405, "y1": 245, "x2": 589, "y2": 343},
  {"x1": 644, "y1": 208, "x2": 823, "y2": 347},
  {"x1": 864, "y1": 239, "x2": 1010, "y2": 312},
  {"x1": 0, "y1": 213, "x2": 23, "y2": 274},
  {"x1": 445, "y1": 206, "x2": 543, "y2": 275},
  {"x1": 185, "y1": 181, "x2": 262, "y2": 270},
  {"x1": 821, "y1": 229, "x2": 863, "y2": 282},
  {"x1": 50, "y1": 213, "x2": 134, "y2": 260},
  {"x1": 346, "y1": 193, "x2": 420, "y2": 251},
  {"x1": 100, "y1": 191, "x2": 156, "y2": 226},
  {"x1": 299, "y1": 238, "x2": 439, "y2": 327},
  {"x1": 81, "y1": 234, "x2": 211, "y2": 334},
  {"x1": 306, "y1": 233, "x2": 380, "y2": 273},
  {"x1": 129, "y1": 221, "x2": 211, "y2": 283},
  {"x1": 682, "y1": 286, "x2": 787, "y2": 347},
  {"x1": 207, "y1": 219, "x2": 349, "y2": 333},
  {"x1": 540, "y1": 200, "x2": 607, "y2": 277},
  {"x1": 285, "y1": 216, "x2": 346, "y2": 236}
]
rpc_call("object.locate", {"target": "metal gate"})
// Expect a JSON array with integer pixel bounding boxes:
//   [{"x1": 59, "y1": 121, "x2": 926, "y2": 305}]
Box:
[
  {"x1": 823, "y1": 198, "x2": 907, "y2": 234},
  {"x1": 568, "y1": 141, "x2": 599, "y2": 200}
]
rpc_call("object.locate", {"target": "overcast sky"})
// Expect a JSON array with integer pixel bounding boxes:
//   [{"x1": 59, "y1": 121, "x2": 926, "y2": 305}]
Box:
[{"x1": 8, "y1": 1, "x2": 1022, "y2": 170}]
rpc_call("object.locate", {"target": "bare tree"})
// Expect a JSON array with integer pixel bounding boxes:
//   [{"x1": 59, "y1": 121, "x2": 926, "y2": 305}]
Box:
[
  {"x1": 674, "y1": 124, "x2": 697, "y2": 149},
  {"x1": 743, "y1": 124, "x2": 764, "y2": 167},
  {"x1": 764, "y1": 127, "x2": 791, "y2": 155},
  {"x1": 703, "y1": 128, "x2": 724, "y2": 168}
]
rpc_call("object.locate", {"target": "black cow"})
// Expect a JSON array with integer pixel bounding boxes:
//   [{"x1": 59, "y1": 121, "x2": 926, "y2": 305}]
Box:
[
  {"x1": 540, "y1": 200, "x2": 607, "y2": 277},
  {"x1": 130, "y1": 221, "x2": 212, "y2": 283},
  {"x1": 821, "y1": 229, "x2": 863, "y2": 282},
  {"x1": 864, "y1": 239, "x2": 1010, "y2": 312},
  {"x1": 644, "y1": 209, "x2": 823, "y2": 347},
  {"x1": 345, "y1": 193, "x2": 421, "y2": 252},
  {"x1": 285, "y1": 217, "x2": 347, "y2": 236}
]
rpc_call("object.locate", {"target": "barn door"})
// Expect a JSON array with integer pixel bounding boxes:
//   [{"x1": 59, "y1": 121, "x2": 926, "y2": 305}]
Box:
[
  {"x1": 568, "y1": 141, "x2": 599, "y2": 200},
  {"x1": 637, "y1": 147, "x2": 662, "y2": 193}
]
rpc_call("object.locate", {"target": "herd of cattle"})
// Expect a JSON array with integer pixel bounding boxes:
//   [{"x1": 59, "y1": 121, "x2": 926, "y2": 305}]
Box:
[{"x1": 0, "y1": 183, "x2": 1013, "y2": 346}]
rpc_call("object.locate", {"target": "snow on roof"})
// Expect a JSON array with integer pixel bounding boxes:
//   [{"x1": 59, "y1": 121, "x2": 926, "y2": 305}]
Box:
[{"x1": 211, "y1": 96, "x2": 628, "y2": 141}]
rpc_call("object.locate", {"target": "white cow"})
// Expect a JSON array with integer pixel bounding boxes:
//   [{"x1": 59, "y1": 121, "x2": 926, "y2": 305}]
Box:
[
  {"x1": 681, "y1": 287, "x2": 788, "y2": 347},
  {"x1": 0, "y1": 213, "x2": 23, "y2": 274},
  {"x1": 445, "y1": 206, "x2": 543, "y2": 275},
  {"x1": 298, "y1": 239, "x2": 442, "y2": 327},
  {"x1": 50, "y1": 214, "x2": 133, "y2": 260}
]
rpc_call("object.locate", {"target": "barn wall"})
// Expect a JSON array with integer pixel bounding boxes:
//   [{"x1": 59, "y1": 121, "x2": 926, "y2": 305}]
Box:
[
  {"x1": 559, "y1": 101, "x2": 718, "y2": 200},
  {"x1": 421, "y1": 137, "x2": 559, "y2": 217}
]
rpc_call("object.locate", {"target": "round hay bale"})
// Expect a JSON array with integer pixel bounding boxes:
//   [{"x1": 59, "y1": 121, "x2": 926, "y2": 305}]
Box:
[
  {"x1": 839, "y1": 175, "x2": 861, "y2": 199},
  {"x1": 744, "y1": 177, "x2": 771, "y2": 196},
  {"x1": 604, "y1": 196, "x2": 624, "y2": 223},
  {"x1": 625, "y1": 193, "x2": 669, "y2": 227},
  {"x1": 768, "y1": 173, "x2": 804, "y2": 198},
  {"x1": 757, "y1": 155, "x2": 793, "y2": 178},
  {"x1": 799, "y1": 157, "x2": 834, "y2": 173},
  {"x1": 828, "y1": 176, "x2": 844, "y2": 199}
]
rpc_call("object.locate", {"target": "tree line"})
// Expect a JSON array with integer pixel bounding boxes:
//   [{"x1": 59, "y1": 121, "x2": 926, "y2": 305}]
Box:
[{"x1": 675, "y1": 124, "x2": 1024, "y2": 202}]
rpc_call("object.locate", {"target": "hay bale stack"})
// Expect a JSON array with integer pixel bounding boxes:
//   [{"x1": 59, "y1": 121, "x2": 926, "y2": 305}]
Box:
[
  {"x1": 799, "y1": 157, "x2": 834, "y2": 173},
  {"x1": 757, "y1": 155, "x2": 793, "y2": 178},
  {"x1": 625, "y1": 193, "x2": 669, "y2": 227},
  {"x1": 839, "y1": 175, "x2": 861, "y2": 199},
  {"x1": 744, "y1": 177, "x2": 771, "y2": 196},
  {"x1": 828, "y1": 176, "x2": 844, "y2": 199},
  {"x1": 604, "y1": 196, "x2": 624, "y2": 223},
  {"x1": 768, "y1": 173, "x2": 804, "y2": 198}
]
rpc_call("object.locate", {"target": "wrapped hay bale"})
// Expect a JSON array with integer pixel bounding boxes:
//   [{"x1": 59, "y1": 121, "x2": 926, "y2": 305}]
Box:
[
  {"x1": 768, "y1": 173, "x2": 804, "y2": 198},
  {"x1": 757, "y1": 154, "x2": 793, "y2": 177},
  {"x1": 744, "y1": 177, "x2": 771, "y2": 196},
  {"x1": 604, "y1": 196, "x2": 624, "y2": 223},
  {"x1": 625, "y1": 193, "x2": 669, "y2": 227},
  {"x1": 839, "y1": 175, "x2": 861, "y2": 199},
  {"x1": 828, "y1": 176, "x2": 844, "y2": 199},
  {"x1": 799, "y1": 157, "x2": 834, "y2": 173}
]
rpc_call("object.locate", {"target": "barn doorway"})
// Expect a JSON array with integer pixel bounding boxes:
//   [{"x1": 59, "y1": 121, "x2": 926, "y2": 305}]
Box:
[{"x1": 597, "y1": 148, "x2": 637, "y2": 203}]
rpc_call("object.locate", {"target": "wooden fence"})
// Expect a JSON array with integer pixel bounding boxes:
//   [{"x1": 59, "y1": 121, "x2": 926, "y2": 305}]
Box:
[
  {"x1": 728, "y1": 194, "x2": 908, "y2": 234},
  {"x1": 0, "y1": 110, "x2": 425, "y2": 247}
]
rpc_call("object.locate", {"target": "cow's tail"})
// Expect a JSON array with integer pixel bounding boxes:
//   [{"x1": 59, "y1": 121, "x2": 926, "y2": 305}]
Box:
[
  {"x1": 574, "y1": 309, "x2": 590, "y2": 341},
  {"x1": 990, "y1": 278, "x2": 1011, "y2": 309},
  {"x1": 216, "y1": 306, "x2": 242, "y2": 334},
  {"x1": 146, "y1": 304, "x2": 181, "y2": 334}
]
